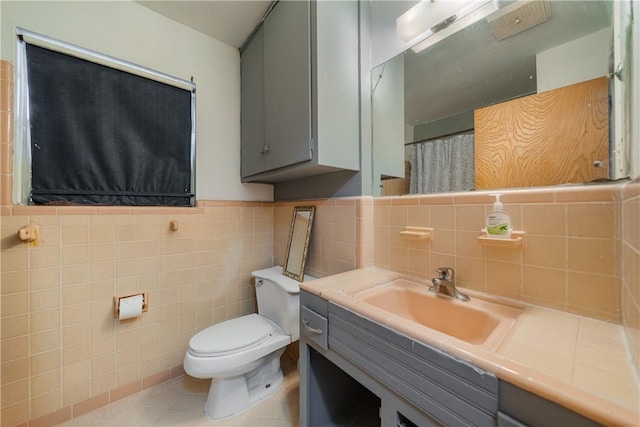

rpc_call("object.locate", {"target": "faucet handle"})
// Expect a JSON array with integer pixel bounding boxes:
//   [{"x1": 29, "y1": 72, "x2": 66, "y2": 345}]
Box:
[{"x1": 435, "y1": 267, "x2": 455, "y2": 281}]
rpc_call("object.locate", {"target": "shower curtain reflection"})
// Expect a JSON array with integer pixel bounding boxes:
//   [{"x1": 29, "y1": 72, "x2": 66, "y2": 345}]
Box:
[{"x1": 409, "y1": 132, "x2": 475, "y2": 194}]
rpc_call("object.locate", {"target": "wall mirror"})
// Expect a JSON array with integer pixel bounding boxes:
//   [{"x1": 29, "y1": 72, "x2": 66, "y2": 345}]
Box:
[
  {"x1": 371, "y1": 0, "x2": 634, "y2": 196},
  {"x1": 282, "y1": 206, "x2": 315, "y2": 281}
]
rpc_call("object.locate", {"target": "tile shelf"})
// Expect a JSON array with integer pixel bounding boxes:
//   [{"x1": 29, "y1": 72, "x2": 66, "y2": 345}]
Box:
[
  {"x1": 399, "y1": 226, "x2": 433, "y2": 240},
  {"x1": 478, "y1": 230, "x2": 526, "y2": 248}
]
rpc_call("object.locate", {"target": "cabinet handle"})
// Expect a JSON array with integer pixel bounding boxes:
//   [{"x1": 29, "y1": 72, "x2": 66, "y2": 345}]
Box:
[
  {"x1": 260, "y1": 145, "x2": 271, "y2": 154},
  {"x1": 303, "y1": 320, "x2": 323, "y2": 335}
]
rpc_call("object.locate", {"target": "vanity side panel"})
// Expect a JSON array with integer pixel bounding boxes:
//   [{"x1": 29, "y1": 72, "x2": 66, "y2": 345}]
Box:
[
  {"x1": 499, "y1": 381, "x2": 603, "y2": 427},
  {"x1": 497, "y1": 411, "x2": 528, "y2": 427}
]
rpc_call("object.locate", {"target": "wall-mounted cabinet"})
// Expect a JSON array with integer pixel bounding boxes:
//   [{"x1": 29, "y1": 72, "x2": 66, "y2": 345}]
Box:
[{"x1": 240, "y1": 0, "x2": 360, "y2": 183}]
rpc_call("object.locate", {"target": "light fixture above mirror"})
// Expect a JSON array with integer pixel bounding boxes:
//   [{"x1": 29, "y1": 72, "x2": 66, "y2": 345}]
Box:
[{"x1": 397, "y1": 0, "x2": 499, "y2": 53}]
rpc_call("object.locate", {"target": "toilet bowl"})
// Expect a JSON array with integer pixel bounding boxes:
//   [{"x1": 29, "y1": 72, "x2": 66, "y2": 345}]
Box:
[{"x1": 183, "y1": 266, "x2": 313, "y2": 420}]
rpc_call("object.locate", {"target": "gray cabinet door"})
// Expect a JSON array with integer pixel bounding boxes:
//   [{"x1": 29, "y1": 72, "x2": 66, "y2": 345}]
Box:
[
  {"x1": 240, "y1": 25, "x2": 266, "y2": 178},
  {"x1": 263, "y1": 0, "x2": 312, "y2": 172}
]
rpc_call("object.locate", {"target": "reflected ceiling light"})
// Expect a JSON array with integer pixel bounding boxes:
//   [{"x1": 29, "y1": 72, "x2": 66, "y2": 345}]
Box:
[{"x1": 397, "y1": 0, "x2": 499, "y2": 53}]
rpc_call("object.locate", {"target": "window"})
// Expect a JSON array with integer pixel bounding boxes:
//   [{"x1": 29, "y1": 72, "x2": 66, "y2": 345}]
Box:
[{"x1": 14, "y1": 28, "x2": 196, "y2": 206}]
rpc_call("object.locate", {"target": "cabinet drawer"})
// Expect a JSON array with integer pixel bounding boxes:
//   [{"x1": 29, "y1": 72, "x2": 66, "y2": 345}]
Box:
[
  {"x1": 301, "y1": 289, "x2": 328, "y2": 317},
  {"x1": 301, "y1": 305, "x2": 328, "y2": 351}
]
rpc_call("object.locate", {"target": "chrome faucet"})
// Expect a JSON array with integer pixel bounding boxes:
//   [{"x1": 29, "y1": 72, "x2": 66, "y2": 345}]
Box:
[{"x1": 429, "y1": 267, "x2": 470, "y2": 302}]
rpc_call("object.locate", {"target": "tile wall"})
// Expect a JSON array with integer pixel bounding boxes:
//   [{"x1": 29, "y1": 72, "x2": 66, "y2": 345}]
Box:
[
  {"x1": 0, "y1": 203, "x2": 275, "y2": 427},
  {"x1": 370, "y1": 182, "x2": 639, "y2": 376},
  {"x1": 273, "y1": 198, "x2": 372, "y2": 279},
  {"x1": 0, "y1": 198, "x2": 365, "y2": 427},
  {"x1": 372, "y1": 187, "x2": 623, "y2": 322}
]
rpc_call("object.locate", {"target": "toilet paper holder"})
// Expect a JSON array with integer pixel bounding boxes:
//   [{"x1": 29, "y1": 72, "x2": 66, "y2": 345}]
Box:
[{"x1": 113, "y1": 292, "x2": 149, "y2": 318}]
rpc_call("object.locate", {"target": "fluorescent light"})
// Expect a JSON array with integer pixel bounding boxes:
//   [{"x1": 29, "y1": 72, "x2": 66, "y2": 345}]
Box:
[
  {"x1": 396, "y1": 0, "x2": 499, "y2": 53},
  {"x1": 397, "y1": 0, "x2": 469, "y2": 43}
]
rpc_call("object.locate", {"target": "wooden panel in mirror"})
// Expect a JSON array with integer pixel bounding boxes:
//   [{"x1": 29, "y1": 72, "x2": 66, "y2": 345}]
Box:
[{"x1": 474, "y1": 77, "x2": 609, "y2": 189}]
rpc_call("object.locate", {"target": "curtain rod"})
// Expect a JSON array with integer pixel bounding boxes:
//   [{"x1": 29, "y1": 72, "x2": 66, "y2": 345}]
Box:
[
  {"x1": 16, "y1": 27, "x2": 196, "y2": 92},
  {"x1": 405, "y1": 128, "x2": 474, "y2": 146}
]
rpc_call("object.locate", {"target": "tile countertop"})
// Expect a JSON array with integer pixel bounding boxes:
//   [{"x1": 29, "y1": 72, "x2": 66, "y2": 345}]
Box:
[{"x1": 300, "y1": 267, "x2": 640, "y2": 427}]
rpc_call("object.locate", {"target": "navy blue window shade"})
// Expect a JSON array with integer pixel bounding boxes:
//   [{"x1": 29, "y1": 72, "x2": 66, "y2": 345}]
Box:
[{"x1": 26, "y1": 43, "x2": 194, "y2": 206}]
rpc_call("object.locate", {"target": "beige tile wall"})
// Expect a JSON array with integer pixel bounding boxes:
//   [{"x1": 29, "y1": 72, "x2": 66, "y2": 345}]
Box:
[
  {"x1": 372, "y1": 186, "x2": 623, "y2": 322},
  {"x1": 0, "y1": 203, "x2": 273, "y2": 427},
  {"x1": 273, "y1": 198, "x2": 362, "y2": 279},
  {"x1": 622, "y1": 178, "x2": 640, "y2": 377}
]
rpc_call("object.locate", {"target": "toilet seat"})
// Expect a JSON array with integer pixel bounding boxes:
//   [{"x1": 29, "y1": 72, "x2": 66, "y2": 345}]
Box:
[{"x1": 188, "y1": 314, "x2": 275, "y2": 357}]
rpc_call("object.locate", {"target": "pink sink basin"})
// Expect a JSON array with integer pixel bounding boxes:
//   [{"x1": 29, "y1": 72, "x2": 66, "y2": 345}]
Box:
[{"x1": 355, "y1": 279, "x2": 522, "y2": 350}]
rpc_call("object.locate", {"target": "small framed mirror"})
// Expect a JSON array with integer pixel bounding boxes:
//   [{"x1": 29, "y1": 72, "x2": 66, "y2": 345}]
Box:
[{"x1": 282, "y1": 206, "x2": 315, "y2": 281}]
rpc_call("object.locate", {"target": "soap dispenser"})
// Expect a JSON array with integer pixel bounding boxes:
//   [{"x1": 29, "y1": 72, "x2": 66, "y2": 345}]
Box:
[{"x1": 486, "y1": 193, "x2": 512, "y2": 239}]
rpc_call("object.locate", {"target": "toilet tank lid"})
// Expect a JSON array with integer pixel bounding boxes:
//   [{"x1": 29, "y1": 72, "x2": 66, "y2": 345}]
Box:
[{"x1": 252, "y1": 266, "x2": 315, "y2": 293}]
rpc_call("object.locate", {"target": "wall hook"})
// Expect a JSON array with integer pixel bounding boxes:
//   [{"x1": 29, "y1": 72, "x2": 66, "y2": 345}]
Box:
[{"x1": 18, "y1": 225, "x2": 38, "y2": 242}]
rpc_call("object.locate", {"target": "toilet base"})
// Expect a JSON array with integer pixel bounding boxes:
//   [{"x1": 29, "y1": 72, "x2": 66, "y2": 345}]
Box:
[{"x1": 204, "y1": 349, "x2": 285, "y2": 420}]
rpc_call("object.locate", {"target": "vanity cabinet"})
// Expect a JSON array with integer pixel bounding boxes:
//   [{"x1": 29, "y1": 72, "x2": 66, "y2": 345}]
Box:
[
  {"x1": 300, "y1": 290, "x2": 498, "y2": 427},
  {"x1": 240, "y1": 0, "x2": 360, "y2": 183},
  {"x1": 300, "y1": 289, "x2": 603, "y2": 427}
]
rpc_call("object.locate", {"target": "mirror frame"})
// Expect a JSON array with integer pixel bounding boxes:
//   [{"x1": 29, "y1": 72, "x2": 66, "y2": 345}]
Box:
[{"x1": 282, "y1": 206, "x2": 315, "y2": 281}]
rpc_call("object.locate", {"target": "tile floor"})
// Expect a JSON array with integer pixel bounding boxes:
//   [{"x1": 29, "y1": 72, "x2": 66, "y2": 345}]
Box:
[{"x1": 59, "y1": 356, "x2": 300, "y2": 427}]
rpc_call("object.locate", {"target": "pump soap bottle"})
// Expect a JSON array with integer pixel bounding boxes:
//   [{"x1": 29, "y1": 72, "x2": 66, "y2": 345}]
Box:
[{"x1": 486, "y1": 194, "x2": 512, "y2": 239}]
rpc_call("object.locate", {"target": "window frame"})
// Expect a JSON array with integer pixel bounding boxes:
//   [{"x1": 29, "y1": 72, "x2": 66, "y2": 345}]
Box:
[{"x1": 13, "y1": 27, "x2": 197, "y2": 206}]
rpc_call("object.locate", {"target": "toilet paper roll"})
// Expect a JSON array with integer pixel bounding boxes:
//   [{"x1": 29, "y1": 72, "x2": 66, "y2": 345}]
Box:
[{"x1": 118, "y1": 294, "x2": 144, "y2": 320}]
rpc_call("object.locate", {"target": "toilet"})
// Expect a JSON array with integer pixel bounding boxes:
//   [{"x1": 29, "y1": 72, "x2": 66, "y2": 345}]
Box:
[{"x1": 183, "y1": 265, "x2": 313, "y2": 420}]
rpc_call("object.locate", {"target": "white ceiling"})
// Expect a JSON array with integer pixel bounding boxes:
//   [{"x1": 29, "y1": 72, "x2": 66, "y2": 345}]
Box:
[{"x1": 135, "y1": 1, "x2": 274, "y2": 48}]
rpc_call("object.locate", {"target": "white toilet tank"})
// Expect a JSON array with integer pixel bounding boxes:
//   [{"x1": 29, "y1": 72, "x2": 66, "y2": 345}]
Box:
[{"x1": 252, "y1": 266, "x2": 314, "y2": 342}]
